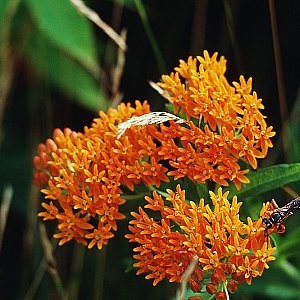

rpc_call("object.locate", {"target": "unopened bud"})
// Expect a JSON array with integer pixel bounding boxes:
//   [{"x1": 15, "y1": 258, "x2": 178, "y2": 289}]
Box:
[
  {"x1": 188, "y1": 296, "x2": 202, "y2": 300},
  {"x1": 227, "y1": 279, "x2": 238, "y2": 293},
  {"x1": 206, "y1": 283, "x2": 217, "y2": 295},
  {"x1": 46, "y1": 138, "x2": 58, "y2": 153},
  {"x1": 190, "y1": 280, "x2": 202, "y2": 293},
  {"x1": 216, "y1": 291, "x2": 226, "y2": 300},
  {"x1": 192, "y1": 268, "x2": 204, "y2": 282},
  {"x1": 211, "y1": 272, "x2": 222, "y2": 285}
]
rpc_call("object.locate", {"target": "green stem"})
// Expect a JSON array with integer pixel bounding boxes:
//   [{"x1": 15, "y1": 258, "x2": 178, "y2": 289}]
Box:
[
  {"x1": 24, "y1": 258, "x2": 47, "y2": 300},
  {"x1": 123, "y1": 191, "x2": 150, "y2": 201},
  {"x1": 134, "y1": 0, "x2": 166, "y2": 72},
  {"x1": 147, "y1": 185, "x2": 170, "y2": 198},
  {"x1": 224, "y1": 282, "x2": 230, "y2": 300},
  {"x1": 51, "y1": 272, "x2": 67, "y2": 300}
]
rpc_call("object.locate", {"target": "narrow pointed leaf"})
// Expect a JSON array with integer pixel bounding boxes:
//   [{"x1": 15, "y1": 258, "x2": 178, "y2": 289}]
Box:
[
  {"x1": 26, "y1": 0, "x2": 99, "y2": 76},
  {"x1": 25, "y1": 27, "x2": 109, "y2": 112},
  {"x1": 226, "y1": 163, "x2": 300, "y2": 199}
]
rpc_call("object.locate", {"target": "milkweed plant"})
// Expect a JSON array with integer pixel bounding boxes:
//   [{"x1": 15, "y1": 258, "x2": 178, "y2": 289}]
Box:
[{"x1": 33, "y1": 51, "x2": 298, "y2": 299}]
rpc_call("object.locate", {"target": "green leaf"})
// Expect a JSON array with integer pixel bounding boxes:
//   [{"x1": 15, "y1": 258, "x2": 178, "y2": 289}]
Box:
[
  {"x1": 275, "y1": 259, "x2": 300, "y2": 285},
  {"x1": 277, "y1": 227, "x2": 300, "y2": 258},
  {"x1": 0, "y1": 0, "x2": 20, "y2": 41},
  {"x1": 0, "y1": 0, "x2": 9, "y2": 21},
  {"x1": 195, "y1": 182, "x2": 209, "y2": 201},
  {"x1": 25, "y1": 26, "x2": 109, "y2": 112},
  {"x1": 225, "y1": 163, "x2": 300, "y2": 199},
  {"x1": 249, "y1": 282, "x2": 300, "y2": 299},
  {"x1": 26, "y1": 0, "x2": 99, "y2": 76}
]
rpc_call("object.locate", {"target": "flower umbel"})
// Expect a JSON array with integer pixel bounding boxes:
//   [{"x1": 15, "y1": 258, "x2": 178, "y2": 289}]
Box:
[
  {"x1": 126, "y1": 185, "x2": 276, "y2": 294},
  {"x1": 155, "y1": 51, "x2": 275, "y2": 189},
  {"x1": 33, "y1": 51, "x2": 275, "y2": 252},
  {"x1": 33, "y1": 101, "x2": 169, "y2": 248}
]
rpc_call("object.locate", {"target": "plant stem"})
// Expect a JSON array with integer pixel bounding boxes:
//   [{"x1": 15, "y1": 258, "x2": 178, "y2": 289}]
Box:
[
  {"x1": 134, "y1": 0, "x2": 166, "y2": 72},
  {"x1": 123, "y1": 191, "x2": 150, "y2": 201}
]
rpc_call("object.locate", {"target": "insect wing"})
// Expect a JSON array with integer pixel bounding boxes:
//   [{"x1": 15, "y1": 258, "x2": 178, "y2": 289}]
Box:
[{"x1": 272, "y1": 198, "x2": 300, "y2": 224}]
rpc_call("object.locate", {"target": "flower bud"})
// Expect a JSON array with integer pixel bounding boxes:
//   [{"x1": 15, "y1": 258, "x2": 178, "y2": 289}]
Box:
[
  {"x1": 32, "y1": 156, "x2": 42, "y2": 171},
  {"x1": 206, "y1": 283, "x2": 217, "y2": 295},
  {"x1": 53, "y1": 128, "x2": 64, "y2": 140},
  {"x1": 227, "y1": 279, "x2": 238, "y2": 293},
  {"x1": 192, "y1": 267, "x2": 204, "y2": 282},
  {"x1": 37, "y1": 143, "x2": 47, "y2": 155},
  {"x1": 225, "y1": 262, "x2": 236, "y2": 274},
  {"x1": 49, "y1": 165, "x2": 60, "y2": 177},
  {"x1": 40, "y1": 152, "x2": 50, "y2": 168},
  {"x1": 216, "y1": 291, "x2": 226, "y2": 300},
  {"x1": 211, "y1": 272, "x2": 222, "y2": 285},
  {"x1": 188, "y1": 296, "x2": 202, "y2": 300},
  {"x1": 190, "y1": 280, "x2": 202, "y2": 293},
  {"x1": 70, "y1": 131, "x2": 78, "y2": 143},
  {"x1": 46, "y1": 138, "x2": 58, "y2": 153},
  {"x1": 231, "y1": 272, "x2": 245, "y2": 284},
  {"x1": 33, "y1": 172, "x2": 49, "y2": 187}
]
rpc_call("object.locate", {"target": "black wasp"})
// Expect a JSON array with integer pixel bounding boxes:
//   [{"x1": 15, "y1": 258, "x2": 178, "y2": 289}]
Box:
[{"x1": 262, "y1": 197, "x2": 300, "y2": 234}]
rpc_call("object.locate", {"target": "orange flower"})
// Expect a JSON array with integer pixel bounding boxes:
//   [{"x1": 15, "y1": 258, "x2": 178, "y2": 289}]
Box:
[
  {"x1": 237, "y1": 256, "x2": 260, "y2": 285},
  {"x1": 85, "y1": 223, "x2": 115, "y2": 250},
  {"x1": 126, "y1": 185, "x2": 276, "y2": 294},
  {"x1": 33, "y1": 100, "x2": 170, "y2": 248},
  {"x1": 156, "y1": 50, "x2": 275, "y2": 189}
]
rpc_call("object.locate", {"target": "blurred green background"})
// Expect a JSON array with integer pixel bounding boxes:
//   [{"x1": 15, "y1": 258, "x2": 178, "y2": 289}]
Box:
[{"x1": 1, "y1": 0, "x2": 300, "y2": 299}]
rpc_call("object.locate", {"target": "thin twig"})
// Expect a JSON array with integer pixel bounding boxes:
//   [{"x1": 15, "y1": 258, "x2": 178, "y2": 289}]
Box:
[
  {"x1": 223, "y1": 0, "x2": 243, "y2": 74},
  {"x1": 0, "y1": 185, "x2": 13, "y2": 254},
  {"x1": 69, "y1": 0, "x2": 127, "y2": 51},
  {"x1": 190, "y1": 0, "x2": 207, "y2": 55},
  {"x1": 282, "y1": 186, "x2": 299, "y2": 199},
  {"x1": 23, "y1": 257, "x2": 47, "y2": 300},
  {"x1": 268, "y1": 0, "x2": 288, "y2": 158},
  {"x1": 67, "y1": 244, "x2": 86, "y2": 300},
  {"x1": 111, "y1": 29, "x2": 127, "y2": 107},
  {"x1": 39, "y1": 223, "x2": 67, "y2": 300},
  {"x1": 148, "y1": 80, "x2": 171, "y2": 101},
  {"x1": 93, "y1": 248, "x2": 107, "y2": 300},
  {"x1": 134, "y1": 0, "x2": 166, "y2": 72},
  {"x1": 176, "y1": 255, "x2": 199, "y2": 300},
  {"x1": 23, "y1": 223, "x2": 60, "y2": 300},
  {"x1": 0, "y1": 0, "x2": 21, "y2": 143}
]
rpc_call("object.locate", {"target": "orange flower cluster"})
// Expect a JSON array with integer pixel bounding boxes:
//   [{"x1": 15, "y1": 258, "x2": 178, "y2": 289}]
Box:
[
  {"x1": 33, "y1": 50, "x2": 275, "y2": 249},
  {"x1": 33, "y1": 101, "x2": 169, "y2": 248},
  {"x1": 126, "y1": 185, "x2": 276, "y2": 295},
  {"x1": 156, "y1": 51, "x2": 275, "y2": 189}
]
